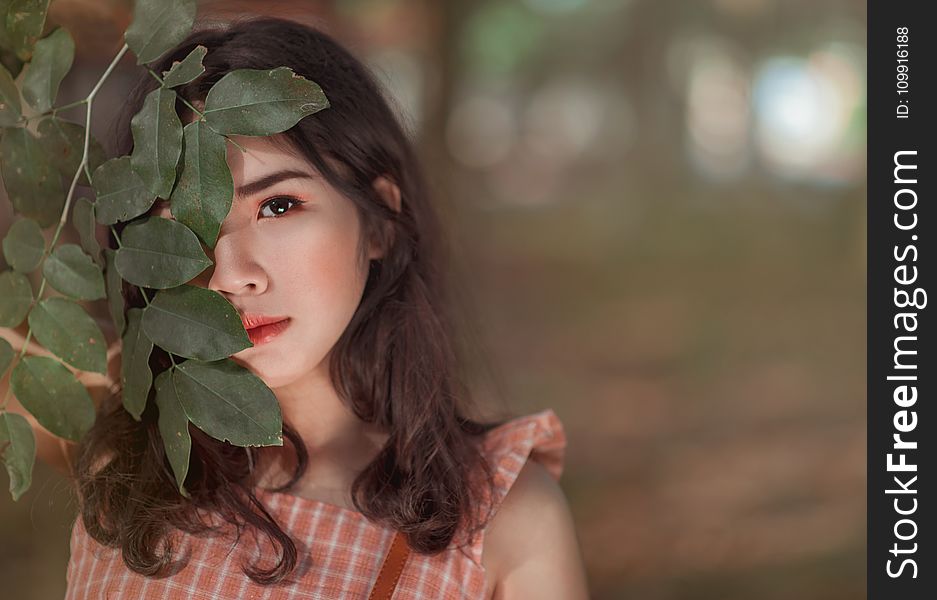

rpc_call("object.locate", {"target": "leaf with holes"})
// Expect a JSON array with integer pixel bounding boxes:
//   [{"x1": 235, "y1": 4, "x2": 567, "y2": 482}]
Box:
[
  {"x1": 162, "y1": 44, "x2": 206, "y2": 88},
  {"x1": 5, "y1": 0, "x2": 51, "y2": 61},
  {"x1": 203, "y1": 66, "x2": 329, "y2": 136},
  {"x1": 92, "y1": 156, "x2": 155, "y2": 225}
]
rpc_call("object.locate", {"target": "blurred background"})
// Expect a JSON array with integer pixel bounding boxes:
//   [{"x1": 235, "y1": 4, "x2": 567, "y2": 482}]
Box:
[{"x1": 0, "y1": 0, "x2": 866, "y2": 598}]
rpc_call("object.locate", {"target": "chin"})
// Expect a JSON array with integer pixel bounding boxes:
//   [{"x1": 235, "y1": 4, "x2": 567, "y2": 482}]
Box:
[
  {"x1": 229, "y1": 355, "x2": 292, "y2": 388},
  {"x1": 231, "y1": 340, "x2": 331, "y2": 390}
]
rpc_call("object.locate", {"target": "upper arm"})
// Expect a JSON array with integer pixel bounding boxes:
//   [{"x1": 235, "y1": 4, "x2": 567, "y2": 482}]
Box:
[{"x1": 483, "y1": 460, "x2": 590, "y2": 600}]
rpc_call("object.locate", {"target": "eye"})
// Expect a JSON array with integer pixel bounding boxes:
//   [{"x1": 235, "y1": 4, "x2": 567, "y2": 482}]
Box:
[{"x1": 259, "y1": 196, "x2": 304, "y2": 219}]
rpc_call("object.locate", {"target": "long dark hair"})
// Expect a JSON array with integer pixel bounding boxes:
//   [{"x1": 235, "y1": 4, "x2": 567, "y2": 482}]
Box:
[{"x1": 73, "y1": 17, "x2": 504, "y2": 585}]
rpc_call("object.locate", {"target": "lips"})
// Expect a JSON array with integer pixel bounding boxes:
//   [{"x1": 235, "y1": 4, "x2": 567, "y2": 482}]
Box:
[
  {"x1": 240, "y1": 313, "x2": 289, "y2": 330},
  {"x1": 239, "y1": 313, "x2": 291, "y2": 346}
]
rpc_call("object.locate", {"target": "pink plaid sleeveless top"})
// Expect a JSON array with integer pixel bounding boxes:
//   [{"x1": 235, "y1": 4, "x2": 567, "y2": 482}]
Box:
[{"x1": 64, "y1": 409, "x2": 566, "y2": 599}]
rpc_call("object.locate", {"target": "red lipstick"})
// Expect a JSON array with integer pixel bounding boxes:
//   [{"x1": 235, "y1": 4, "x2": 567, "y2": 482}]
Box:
[{"x1": 239, "y1": 314, "x2": 291, "y2": 345}]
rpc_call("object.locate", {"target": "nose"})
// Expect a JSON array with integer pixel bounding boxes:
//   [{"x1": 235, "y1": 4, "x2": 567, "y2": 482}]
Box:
[{"x1": 190, "y1": 228, "x2": 269, "y2": 297}]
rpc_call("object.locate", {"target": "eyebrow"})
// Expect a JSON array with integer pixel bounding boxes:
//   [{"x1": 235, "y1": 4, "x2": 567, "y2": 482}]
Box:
[{"x1": 237, "y1": 169, "x2": 319, "y2": 198}]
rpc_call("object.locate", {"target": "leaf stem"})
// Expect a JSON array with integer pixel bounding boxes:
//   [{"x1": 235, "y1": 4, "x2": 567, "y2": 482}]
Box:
[
  {"x1": 109, "y1": 225, "x2": 123, "y2": 248},
  {"x1": 146, "y1": 67, "x2": 204, "y2": 118},
  {"x1": 1, "y1": 43, "x2": 131, "y2": 413},
  {"x1": 143, "y1": 67, "x2": 247, "y2": 153},
  {"x1": 133, "y1": 288, "x2": 176, "y2": 368},
  {"x1": 52, "y1": 99, "x2": 90, "y2": 115},
  {"x1": 0, "y1": 359, "x2": 15, "y2": 407},
  {"x1": 225, "y1": 135, "x2": 247, "y2": 153},
  {"x1": 16, "y1": 99, "x2": 89, "y2": 125}
]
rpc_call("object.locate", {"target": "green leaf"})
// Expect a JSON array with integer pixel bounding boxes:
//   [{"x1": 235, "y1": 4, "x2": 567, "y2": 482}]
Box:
[
  {"x1": 142, "y1": 285, "x2": 252, "y2": 361},
  {"x1": 2, "y1": 217, "x2": 44, "y2": 273},
  {"x1": 41, "y1": 243, "x2": 105, "y2": 300},
  {"x1": 4, "y1": 0, "x2": 50, "y2": 61},
  {"x1": 162, "y1": 44, "x2": 206, "y2": 88},
  {"x1": 20, "y1": 27, "x2": 73, "y2": 113},
  {"x1": 174, "y1": 359, "x2": 282, "y2": 447},
  {"x1": 170, "y1": 120, "x2": 233, "y2": 247},
  {"x1": 115, "y1": 216, "x2": 211, "y2": 289},
  {"x1": 0, "y1": 0, "x2": 15, "y2": 52},
  {"x1": 36, "y1": 118, "x2": 107, "y2": 186},
  {"x1": 0, "y1": 269, "x2": 32, "y2": 327},
  {"x1": 92, "y1": 156, "x2": 155, "y2": 225},
  {"x1": 153, "y1": 368, "x2": 190, "y2": 497},
  {"x1": 120, "y1": 308, "x2": 152, "y2": 421},
  {"x1": 0, "y1": 126, "x2": 64, "y2": 227},
  {"x1": 124, "y1": 0, "x2": 196, "y2": 65},
  {"x1": 10, "y1": 355, "x2": 95, "y2": 442},
  {"x1": 203, "y1": 67, "x2": 329, "y2": 136},
  {"x1": 0, "y1": 336, "x2": 13, "y2": 372},
  {"x1": 27, "y1": 297, "x2": 106, "y2": 373},
  {"x1": 130, "y1": 87, "x2": 182, "y2": 199},
  {"x1": 72, "y1": 197, "x2": 103, "y2": 267},
  {"x1": 103, "y1": 249, "x2": 126, "y2": 338},
  {"x1": 0, "y1": 412, "x2": 36, "y2": 500},
  {"x1": 0, "y1": 50, "x2": 23, "y2": 78},
  {"x1": 0, "y1": 62, "x2": 21, "y2": 126}
]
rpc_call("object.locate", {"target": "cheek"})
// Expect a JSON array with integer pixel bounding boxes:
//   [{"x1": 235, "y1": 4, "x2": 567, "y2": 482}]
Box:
[
  {"x1": 226, "y1": 215, "x2": 368, "y2": 386},
  {"x1": 274, "y1": 217, "x2": 368, "y2": 336}
]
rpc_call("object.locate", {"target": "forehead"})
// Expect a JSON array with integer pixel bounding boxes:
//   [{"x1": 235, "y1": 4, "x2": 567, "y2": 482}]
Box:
[{"x1": 225, "y1": 134, "x2": 316, "y2": 184}]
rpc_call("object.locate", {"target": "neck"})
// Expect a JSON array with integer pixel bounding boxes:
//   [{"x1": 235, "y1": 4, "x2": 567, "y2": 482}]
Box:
[{"x1": 252, "y1": 361, "x2": 389, "y2": 495}]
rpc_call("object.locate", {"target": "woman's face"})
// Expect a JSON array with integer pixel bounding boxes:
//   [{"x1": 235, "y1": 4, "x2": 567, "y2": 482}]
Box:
[{"x1": 153, "y1": 134, "x2": 376, "y2": 389}]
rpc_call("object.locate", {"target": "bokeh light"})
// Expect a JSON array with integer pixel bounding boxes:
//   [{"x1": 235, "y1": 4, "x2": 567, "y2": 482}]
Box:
[
  {"x1": 753, "y1": 44, "x2": 864, "y2": 184},
  {"x1": 446, "y1": 91, "x2": 517, "y2": 169},
  {"x1": 683, "y1": 39, "x2": 752, "y2": 180},
  {"x1": 522, "y1": 77, "x2": 605, "y2": 162}
]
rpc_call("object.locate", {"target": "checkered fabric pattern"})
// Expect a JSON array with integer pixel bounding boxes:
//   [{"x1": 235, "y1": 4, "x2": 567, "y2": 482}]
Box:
[{"x1": 64, "y1": 409, "x2": 567, "y2": 599}]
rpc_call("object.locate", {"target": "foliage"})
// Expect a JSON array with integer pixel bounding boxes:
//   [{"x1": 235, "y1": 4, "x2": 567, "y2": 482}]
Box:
[{"x1": 0, "y1": 0, "x2": 330, "y2": 500}]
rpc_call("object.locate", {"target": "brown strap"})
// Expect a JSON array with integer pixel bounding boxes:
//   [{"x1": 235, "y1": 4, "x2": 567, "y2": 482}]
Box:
[{"x1": 368, "y1": 530, "x2": 411, "y2": 600}]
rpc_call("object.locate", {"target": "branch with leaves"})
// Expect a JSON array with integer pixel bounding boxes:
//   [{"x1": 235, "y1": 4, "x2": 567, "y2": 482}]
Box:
[{"x1": 0, "y1": 0, "x2": 329, "y2": 501}]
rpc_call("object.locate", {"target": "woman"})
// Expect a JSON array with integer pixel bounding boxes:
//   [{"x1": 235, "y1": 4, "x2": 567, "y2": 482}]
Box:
[{"x1": 3, "y1": 17, "x2": 588, "y2": 599}]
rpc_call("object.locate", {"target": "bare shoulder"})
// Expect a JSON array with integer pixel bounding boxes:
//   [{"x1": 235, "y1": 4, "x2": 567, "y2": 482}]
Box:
[{"x1": 481, "y1": 460, "x2": 590, "y2": 600}]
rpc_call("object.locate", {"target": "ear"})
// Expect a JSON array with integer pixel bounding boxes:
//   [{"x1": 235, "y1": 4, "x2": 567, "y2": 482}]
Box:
[
  {"x1": 373, "y1": 175, "x2": 401, "y2": 213},
  {"x1": 368, "y1": 175, "x2": 402, "y2": 260}
]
